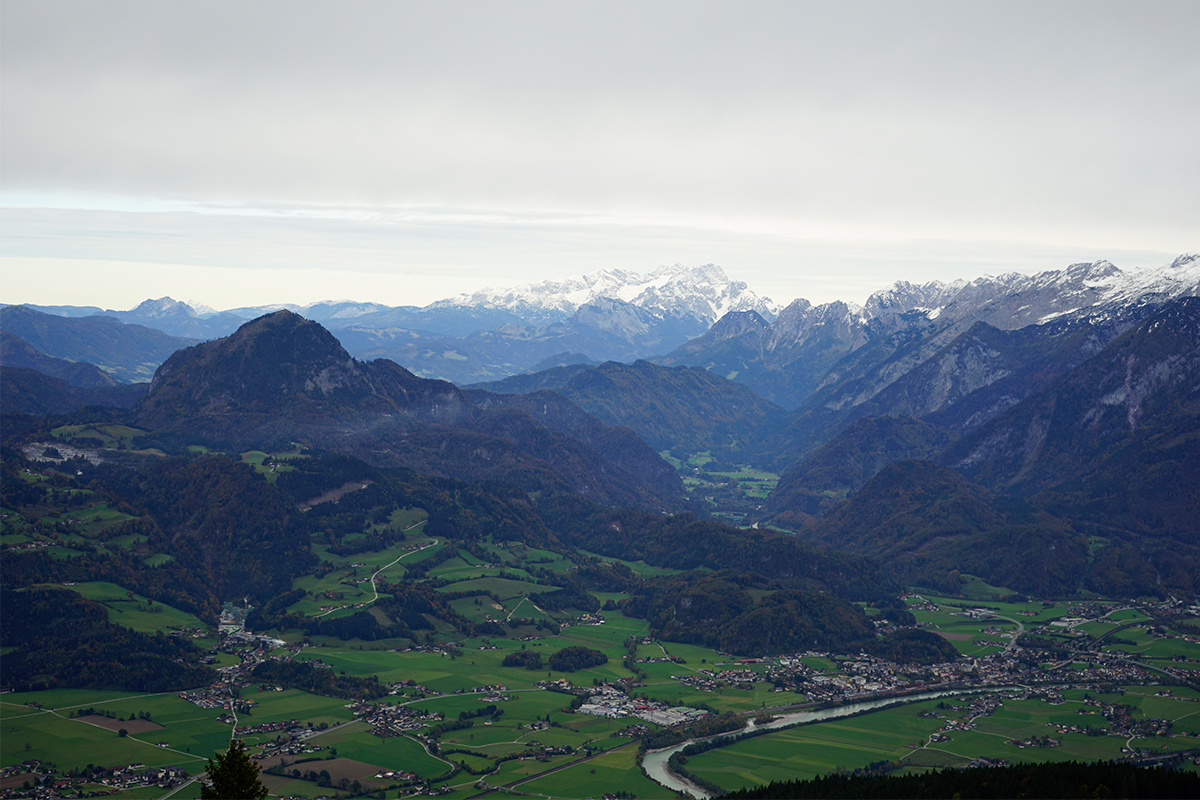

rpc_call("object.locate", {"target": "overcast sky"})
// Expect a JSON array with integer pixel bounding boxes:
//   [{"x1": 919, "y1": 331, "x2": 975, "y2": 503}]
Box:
[{"x1": 2, "y1": 0, "x2": 1197, "y2": 311}]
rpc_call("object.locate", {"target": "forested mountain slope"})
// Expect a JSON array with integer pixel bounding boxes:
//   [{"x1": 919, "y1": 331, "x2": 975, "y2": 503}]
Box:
[
  {"x1": 0, "y1": 331, "x2": 122, "y2": 388},
  {"x1": 472, "y1": 358, "x2": 785, "y2": 462},
  {"x1": 0, "y1": 305, "x2": 195, "y2": 382},
  {"x1": 802, "y1": 460, "x2": 1086, "y2": 597},
  {"x1": 133, "y1": 310, "x2": 686, "y2": 512},
  {"x1": 766, "y1": 415, "x2": 957, "y2": 524}
]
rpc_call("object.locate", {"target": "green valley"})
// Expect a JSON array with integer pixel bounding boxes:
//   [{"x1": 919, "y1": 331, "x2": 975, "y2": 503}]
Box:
[{"x1": 4, "y1": 445, "x2": 1199, "y2": 799}]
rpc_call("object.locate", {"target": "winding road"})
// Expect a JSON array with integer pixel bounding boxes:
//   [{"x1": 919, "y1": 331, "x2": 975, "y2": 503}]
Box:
[
  {"x1": 985, "y1": 612, "x2": 1025, "y2": 654},
  {"x1": 314, "y1": 527, "x2": 436, "y2": 618}
]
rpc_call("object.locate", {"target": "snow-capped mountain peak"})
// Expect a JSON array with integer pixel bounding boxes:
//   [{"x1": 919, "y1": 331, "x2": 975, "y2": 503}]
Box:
[
  {"x1": 431, "y1": 264, "x2": 776, "y2": 326},
  {"x1": 1103, "y1": 253, "x2": 1200, "y2": 305},
  {"x1": 856, "y1": 256, "x2": 1197, "y2": 331},
  {"x1": 127, "y1": 296, "x2": 199, "y2": 319},
  {"x1": 864, "y1": 280, "x2": 961, "y2": 319}
]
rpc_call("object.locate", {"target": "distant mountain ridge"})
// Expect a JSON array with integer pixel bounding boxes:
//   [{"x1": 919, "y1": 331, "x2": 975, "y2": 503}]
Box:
[
  {"x1": 103, "y1": 297, "x2": 249, "y2": 340},
  {"x1": 10, "y1": 256, "x2": 1194, "y2": 389},
  {"x1": 865, "y1": 254, "x2": 1200, "y2": 327},
  {"x1": 0, "y1": 331, "x2": 121, "y2": 388},
  {"x1": 0, "y1": 305, "x2": 196, "y2": 383},
  {"x1": 6, "y1": 263, "x2": 777, "y2": 383},
  {"x1": 429, "y1": 263, "x2": 778, "y2": 327},
  {"x1": 658, "y1": 255, "x2": 1200, "y2": 409}
]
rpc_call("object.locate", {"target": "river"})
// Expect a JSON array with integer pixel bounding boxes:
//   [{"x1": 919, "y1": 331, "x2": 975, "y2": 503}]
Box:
[{"x1": 641, "y1": 688, "x2": 995, "y2": 798}]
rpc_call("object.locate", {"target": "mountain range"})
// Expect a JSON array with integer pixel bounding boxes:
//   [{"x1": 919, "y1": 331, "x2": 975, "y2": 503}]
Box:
[
  {"x1": 3, "y1": 253, "x2": 1197, "y2": 600},
  {"x1": 11, "y1": 264, "x2": 777, "y2": 384}
]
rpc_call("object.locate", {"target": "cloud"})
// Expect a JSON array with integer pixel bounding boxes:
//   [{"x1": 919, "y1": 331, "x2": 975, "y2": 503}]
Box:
[
  {"x1": 0, "y1": 203, "x2": 1182, "y2": 311},
  {"x1": 2, "y1": 1, "x2": 1196, "y2": 307}
]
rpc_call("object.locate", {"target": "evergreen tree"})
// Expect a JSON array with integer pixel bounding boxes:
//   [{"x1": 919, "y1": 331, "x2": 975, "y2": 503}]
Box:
[{"x1": 200, "y1": 739, "x2": 267, "y2": 800}]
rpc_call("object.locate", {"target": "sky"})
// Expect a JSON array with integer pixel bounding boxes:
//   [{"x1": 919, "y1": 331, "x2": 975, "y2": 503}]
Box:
[{"x1": 2, "y1": 0, "x2": 1197, "y2": 312}]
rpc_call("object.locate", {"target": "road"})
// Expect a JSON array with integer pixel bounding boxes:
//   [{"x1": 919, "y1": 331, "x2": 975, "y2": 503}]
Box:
[
  {"x1": 986, "y1": 613, "x2": 1026, "y2": 653},
  {"x1": 463, "y1": 742, "x2": 637, "y2": 799},
  {"x1": 365, "y1": 529, "x2": 434, "y2": 605},
  {"x1": 313, "y1": 532, "x2": 437, "y2": 617}
]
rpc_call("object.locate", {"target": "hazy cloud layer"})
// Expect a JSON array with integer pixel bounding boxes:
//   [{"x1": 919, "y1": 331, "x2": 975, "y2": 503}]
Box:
[{"x1": 2, "y1": 1, "x2": 1196, "y2": 309}]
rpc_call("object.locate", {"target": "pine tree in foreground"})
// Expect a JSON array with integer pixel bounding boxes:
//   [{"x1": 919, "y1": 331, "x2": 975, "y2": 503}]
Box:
[{"x1": 199, "y1": 739, "x2": 268, "y2": 800}]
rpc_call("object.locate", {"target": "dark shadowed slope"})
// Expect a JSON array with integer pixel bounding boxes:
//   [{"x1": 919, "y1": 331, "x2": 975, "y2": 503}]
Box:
[
  {"x1": 766, "y1": 415, "x2": 957, "y2": 524},
  {"x1": 1, "y1": 331, "x2": 122, "y2": 387},
  {"x1": 132, "y1": 310, "x2": 686, "y2": 512},
  {"x1": 0, "y1": 305, "x2": 195, "y2": 382},
  {"x1": 473, "y1": 358, "x2": 785, "y2": 463},
  {"x1": 0, "y1": 367, "x2": 147, "y2": 415},
  {"x1": 803, "y1": 460, "x2": 1086, "y2": 597}
]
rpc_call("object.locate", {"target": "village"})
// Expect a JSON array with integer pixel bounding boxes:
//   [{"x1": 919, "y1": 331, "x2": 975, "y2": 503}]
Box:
[
  {"x1": 3, "y1": 592, "x2": 1197, "y2": 800},
  {"x1": 1, "y1": 761, "x2": 189, "y2": 799},
  {"x1": 100, "y1": 596, "x2": 1200, "y2": 745}
]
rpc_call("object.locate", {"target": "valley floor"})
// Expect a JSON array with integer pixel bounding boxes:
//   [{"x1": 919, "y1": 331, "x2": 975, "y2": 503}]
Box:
[{"x1": 3, "y1": 573, "x2": 1199, "y2": 800}]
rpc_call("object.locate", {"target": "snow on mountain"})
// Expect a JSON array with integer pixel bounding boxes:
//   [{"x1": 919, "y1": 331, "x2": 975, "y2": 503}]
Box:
[
  {"x1": 219, "y1": 300, "x2": 394, "y2": 322},
  {"x1": 300, "y1": 300, "x2": 396, "y2": 323},
  {"x1": 104, "y1": 297, "x2": 249, "y2": 339},
  {"x1": 223, "y1": 302, "x2": 306, "y2": 319},
  {"x1": 768, "y1": 298, "x2": 871, "y2": 352},
  {"x1": 185, "y1": 299, "x2": 219, "y2": 316},
  {"x1": 863, "y1": 279, "x2": 966, "y2": 320},
  {"x1": 122, "y1": 297, "x2": 200, "y2": 319},
  {"x1": 430, "y1": 264, "x2": 777, "y2": 326},
  {"x1": 861, "y1": 255, "x2": 1199, "y2": 331},
  {"x1": 1103, "y1": 252, "x2": 1200, "y2": 305}
]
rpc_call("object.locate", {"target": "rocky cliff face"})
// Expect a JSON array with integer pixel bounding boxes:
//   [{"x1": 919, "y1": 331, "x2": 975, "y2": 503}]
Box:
[
  {"x1": 659, "y1": 256, "x2": 1197, "y2": 473},
  {"x1": 664, "y1": 255, "x2": 1198, "y2": 414},
  {"x1": 657, "y1": 299, "x2": 876, "y2": 409},
  {"x1": 944, "y1": 296, "x2": 1200, "y2": 496},
  {"x1": 762, "y1": 298, "x2": 1200, "y2": 599},
  {"x1": 136, "y1": 310, "x2": 399, "y2": 427},
  {"x1": 861, "y1": 256, "x2": 1199, "y2": 332}
]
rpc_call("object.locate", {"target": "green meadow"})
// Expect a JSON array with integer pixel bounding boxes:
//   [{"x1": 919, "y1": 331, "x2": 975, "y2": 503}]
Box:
[
  {"x1": 240, "y1": 450, "x2": 300, "y2": 482},
  {"x1": 684, "y1": 688, "x2": 1200, "y2": 794},
  {"x1": 685, "y1": 701, "x2": 949, "y2": 790},
  {"x1": 51, "y1": 424, "x2": 148, "y2": 448},
  {"x1": 61, "y1": 581, "x2": 209, "y2": 633},
  {"x1": 574, "y1": 549, "x2": 683, "y2": 578},
  {"x1": 8, "y1": 480, "x2": 1200, "y2": 800},
  {"x1": 513, "y1": 743, "x2": 662, "y2": 798},
  {"x1": 1, "y1": 696, "x2": 212, "y2": 773}
]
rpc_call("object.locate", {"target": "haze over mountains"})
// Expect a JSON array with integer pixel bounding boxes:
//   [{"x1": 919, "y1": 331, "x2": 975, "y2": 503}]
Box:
[
  {"x1": 3, "y1": 254, "x2": 1198, "y2": 601},
  {"x1": 10, "y1": 256, "x2": 1198, "y2": 389}
]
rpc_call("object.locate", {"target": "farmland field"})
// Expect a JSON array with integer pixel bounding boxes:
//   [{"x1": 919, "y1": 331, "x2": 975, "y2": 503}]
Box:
[
  {"x1": 6, "y1": 469, "x2": 1200, "y2": 800},
  {"x1": 683, "y1": 687, "x2": 1200, "y2": 794},
  {"x1": 60, "y1": 581, "x2": 209, "y2": 633}
]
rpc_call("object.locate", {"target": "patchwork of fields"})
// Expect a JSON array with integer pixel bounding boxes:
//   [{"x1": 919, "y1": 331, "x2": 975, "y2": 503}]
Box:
[{"x1": 4, "y1": 448, "x2": 1200, "y2": 799}]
